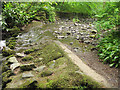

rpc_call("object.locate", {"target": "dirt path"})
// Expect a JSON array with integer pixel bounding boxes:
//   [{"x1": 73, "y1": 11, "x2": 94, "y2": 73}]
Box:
[{"x1": 54, "y1": 40, "x2": 111, "y2": 88}]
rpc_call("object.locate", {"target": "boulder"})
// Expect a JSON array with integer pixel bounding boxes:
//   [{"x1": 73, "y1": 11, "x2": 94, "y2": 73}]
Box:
[
  {"x1": 16, "y1": 53, "x2": 25, "y2": 57},
  {"x1": 33, "y1": 65, "x2": 46, "y2": 72},
  {"x1": 22, "y1": 72, "x2": 34, "y2": 78},
  {"x1": 8, "y1": 57, "x2": 18, "y2": 63},
  {"x1": 20, "y1": 63, "x2": 36, "y2": 71},
  {"x1": 10, "y1": 63, "x2": 21, "y2": 71}
]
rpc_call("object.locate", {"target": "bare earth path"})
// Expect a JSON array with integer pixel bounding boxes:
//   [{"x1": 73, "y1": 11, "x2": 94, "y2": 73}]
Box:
[{"x1": 54, "y1": 40, "x2": 111, "y2": 88}]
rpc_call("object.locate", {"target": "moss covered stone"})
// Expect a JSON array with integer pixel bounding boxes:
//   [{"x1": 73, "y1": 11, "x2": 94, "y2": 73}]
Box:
[
  {"x1": 2, "y1": 47, "x2": 15, "y2": 57},
  {"x1": 2, "y1": 70, "x2": 13, "y2": 88},
  {"x1": 41, "y1": 70, "x2": 53, "y2": 77},
  {"x1": 20, "y1": 63, "x2": 36, "y2": 71},
  {"x1": 24, "y1": 49, "x2": 35, "y2": 54},
  {"x1": 2, "y1": 64, "x2": 10, "y2": 73},
  {"x1": 22, "y1": 56, "x2": 33, "y2": 61},
  {"x1": 19, "y1": 79, "x2": 38, "y2": 88}
]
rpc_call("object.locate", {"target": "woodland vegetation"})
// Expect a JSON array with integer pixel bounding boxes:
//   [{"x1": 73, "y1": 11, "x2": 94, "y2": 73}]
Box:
[{"x1": 2, "y1": 2, "x2": 120, "y2": 67}]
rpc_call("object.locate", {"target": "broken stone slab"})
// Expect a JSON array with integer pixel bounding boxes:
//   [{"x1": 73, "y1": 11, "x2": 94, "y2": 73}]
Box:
[
  {"x1": 16, "y1": 53, "x2": 25, "y2": 57},
  {"x1": 22, "y1": 72, "x2": 34, "y2": 78},
  {"x1": 10, "y1": 62, "x2": 21, "y2": 71},
  {"x1": 8, "y1": 57, "x2": 18, "y2": 63},
  {"x1": 33, "y1": 65, "x2": 46, "y2": 72},
  {"x1": 20, "y1": 63, "x2": 36, "y2": 71}
]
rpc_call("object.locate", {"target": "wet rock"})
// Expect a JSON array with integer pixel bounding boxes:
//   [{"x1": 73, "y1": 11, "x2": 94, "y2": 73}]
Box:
[
  {"x1": 70, "y1": 42, "x2": 73, "y2": 45},
  {"x1": 10, "y1": 63, "x2": 21, "y2": 71},
  {"x1": 22, "y1": 72, "x2": 34, "y2": 78},
  {"x1": 16, "y1": 53, "x2": 25, "y2": 57},
  {"x1": 20, "y1": 63, "x2": 36, "y2": 71},
  {"x1": 8, "y1": 57, "x2": 18, "y2": 63},
  {"x1": 84, "y1": 40, "x2": 91, "y2": 44},
  {"x1": 33, "y1": 65, "x2": 46, "y2": 72}
]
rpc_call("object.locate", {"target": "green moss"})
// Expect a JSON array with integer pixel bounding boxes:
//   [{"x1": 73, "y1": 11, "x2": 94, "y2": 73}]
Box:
[
  {"x1": 20, "y1": 64, "x2": 36, "y2": 71},
  {"x1": 19, "y1": 79, "x2": 38, "y2": 88},
  {"x1": 22, "y1": 56, "x2": 33, "y2": 61},
  {"x1": 2, "y1": 47, "x2": 15, "y2": 57},
  {"x1": 41, "y1": 70, "x2": 53, "y2": 77},
  {"x1": 40, "y1": 43, "x2": 64, "y2": 64},
  {"x1": 24, "y1": 49, "x2": 35, "y2": 54},
  {"x1": 2, "y1": 70, "x2": 13, "y2": 88},
  {"x1": 2, "y1": 64, "x2": 10, "y2": 73},
  {"x1": 2, "y1": 70, "x2": 13, "y2": 78},
  {"x1": 46, "y1": 72, "x2": 101, "y2": 88}
]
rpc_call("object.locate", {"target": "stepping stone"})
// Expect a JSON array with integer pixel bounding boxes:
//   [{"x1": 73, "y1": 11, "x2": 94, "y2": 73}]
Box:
[
  {"x1": 16, "y1": 53, "x2": 25, "y2": 57},
  {"x1": 20, "y1": 63, "x2": 36, "y2": 71},
  {"x1": 10, "y1": 62, "x2": 21, "y2": 71},
  {"x1": 8, "y1": 57, "x2": 18, "y2": 63},
  {"x1": 22, "y1": 72, "x2": 34, "y2": 78},
  {"x1": 33, "y1": 65, "x2": 46, "y2": 72}
]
